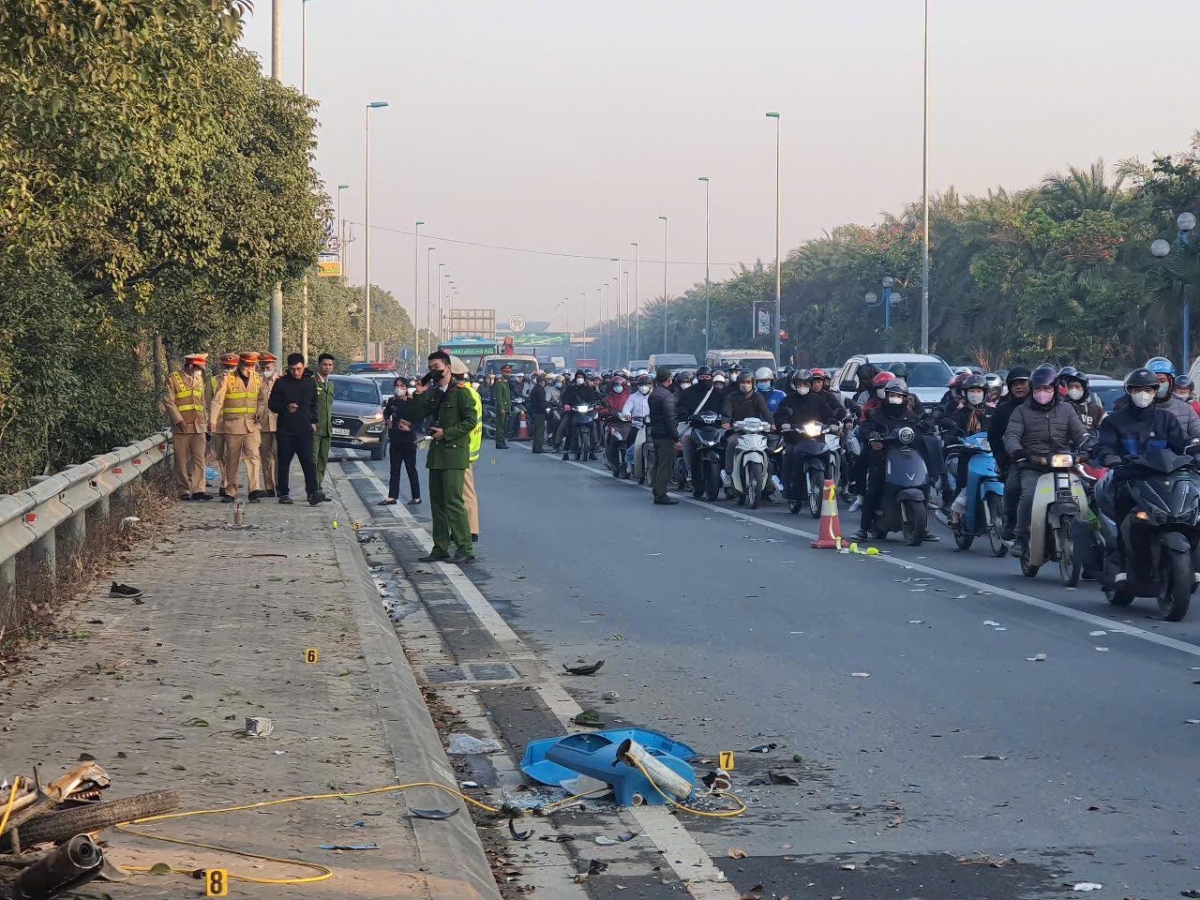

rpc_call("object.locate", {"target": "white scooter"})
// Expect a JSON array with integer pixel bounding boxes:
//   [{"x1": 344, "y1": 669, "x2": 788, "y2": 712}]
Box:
[
  {"x1": 728, "y1": 418, "x2": 771, "y2": 509},
  {"x1": 1020, "y1": 451, "x2": 1091, "y2": 585}
]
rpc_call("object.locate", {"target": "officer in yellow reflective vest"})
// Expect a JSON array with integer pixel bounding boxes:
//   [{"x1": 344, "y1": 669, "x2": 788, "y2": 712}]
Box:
[
  {"x1": 209, "y1": 352, "x2": 269, "y2": 502},
  {"x1": 211, "y1": 352, "x2": 239, "y2": 497},
  {"x1": 452, "y1": 358, "x2": 484, "y2": 542},
  {"x1": 162, "y1": 352, "x2": 212, "y2": 501}
]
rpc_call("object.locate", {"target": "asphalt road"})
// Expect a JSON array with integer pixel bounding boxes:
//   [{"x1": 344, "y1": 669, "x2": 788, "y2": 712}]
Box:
[{"x1": 352, "y1": 442, "x2": 1200, "y2": 899}]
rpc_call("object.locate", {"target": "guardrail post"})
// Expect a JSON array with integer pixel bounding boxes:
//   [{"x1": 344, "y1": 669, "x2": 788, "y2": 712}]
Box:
[
  {"x1": 87, "y1": 494, "x2": 110, "y2": 532},
  {"x1": 0, "y1": 555, "x2": 14, "y2": 610},
  {"x1": 28, "y1": 476, "x2": 58, "y2": 582}
]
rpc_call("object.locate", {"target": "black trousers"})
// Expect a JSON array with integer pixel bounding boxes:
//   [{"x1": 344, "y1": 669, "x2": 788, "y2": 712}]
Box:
[
  {"x1": 531, "y1": 414, "x2": 547, "y2": 452},
  {"x1": 388, "y1": 439, "x2": 420, "y2": 500},
  {"x1": 277, "y1": 430, "x2": 318, "y2": 498},
  {"x1": 652, "y1": 438, "x2": 675, "y2": 500}
]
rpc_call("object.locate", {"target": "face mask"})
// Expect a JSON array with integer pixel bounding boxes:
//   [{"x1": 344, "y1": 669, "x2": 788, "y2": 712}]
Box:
[
  {"x1": 612, "y1": 385, "x2": 624, "y2": 394},
  {"x1": 262, "y1": 366, "x2": 275, "y2": 378},
  {"x1": 887, "y1": 394, "x2": 904, "y2": 405},
  {"x1": 575, "y1": 378, "x2": 584, "y2": 385},
  {"x1": 797, "y1": 385, "x2": 810, "y2": 395},
  {"x1": 1157, "y1": 381, "x2": 1171, "y2": 399},
  {"x1": 967, "y1": 390, "x2": 984, "y2": 405},
  {"x1": 698, "y1": 378, "x2": 711, "y2": 386},
  {"x1": 756, "y1": 381, "x2": 772, "y2": 393},
  {"x1": 638, "y1": 384, "x2": 651, "y2": 395},
  {"x1": 680, "y1": 382, "x2": 692, "y2": 390},
  {"x1": 1032, "y1": 388, "x2": 1054, "y2": 405},
  {"x1": 1130, "y1": 390, "x2": 1154, "y2": 409},
  {"x1": 876, "y1": 388, "x2": 886, "y2": 399},
  {"x1": 739, "y1": 383, "x2": 753, "y2": 394},
  {"x1": 1067, "y1": 387, "x2": 1084, "y2": 400},
  {"x1": 713, "y1": 380, "x2": 725, "y2": 388},
  {"x1": 394, "y1": 388, "x2": 406, "y2": 397},
  {"x1": 1175, "y1": 392, "x2": 1191, "y2": 401}
]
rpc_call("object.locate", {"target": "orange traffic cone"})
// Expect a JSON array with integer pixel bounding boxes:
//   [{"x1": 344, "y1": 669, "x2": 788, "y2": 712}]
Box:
[
  {"x1": 810, "y1": 479, "x2": 844, "y2": 550},
  {"x1": 517, "y1": 411, "x2": 530, "y2": 441}
]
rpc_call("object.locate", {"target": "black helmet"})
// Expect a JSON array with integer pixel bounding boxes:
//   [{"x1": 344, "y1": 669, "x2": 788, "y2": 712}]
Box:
[
  {"x1": 694, "y1": 366, "x2": 712, "y2": 380},
  {"x1": 883, "y1": 378, "x2": 909, "y2": 397},
  {"x1": 1030, "y1": 364, "x2": 1058, "y2": 389},
  {"x1": 1058, "y1": 365, "x2": 1081, "y2": 383},
  {"x1": 1124, "y1": 368, "x2": 1159, "y2": 391},
  {"x1": 1176, "y1": 375, "x2": 1195, "y2": 391},
  {"x1": 677, "y1": 370, "x2": 694, "y2": 383},
  {"x1": 962, "y1": 373, "x2": 987, "y2": 393},
  {"x1": 1006, "y1": 365, "x2": 1031, "y2": 385},
  {"x1": 890, "y1": 362, "x2": 910, "y2": 379},
  {"x1": 635, "y1": 373, "x2": 652, "y2": 387},
  {"x1": 791, "y1": 368, "x2": 812, "y2": 384},
  {"x1": 736, "y1": 370, "x2": 754, "y2": 386}
]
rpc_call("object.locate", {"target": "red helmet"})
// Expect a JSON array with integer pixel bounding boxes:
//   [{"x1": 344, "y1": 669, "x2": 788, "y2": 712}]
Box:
[
  {"x1": 610, "y1": 374, "x2": 627, "y2": 388},
  {"x1": 873, "y1": 371, "x2": 896, "y2": 388},
  {"x1": 810, "y1": 367, "x2": 828, "y2": 381}
]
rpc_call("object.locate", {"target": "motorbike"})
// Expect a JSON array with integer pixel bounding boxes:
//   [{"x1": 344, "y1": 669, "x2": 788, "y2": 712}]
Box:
[
  {"x1": 508, "y1": 395, "x2": 528, "y2": 440},
  {"x1": 687, "y1": 411, "x2": 725, "y2": 501},
  {"x1": 950, "y1": 431, "x2": 1007, "y2": 556},
  {"x1": 728, "y1": 418, "x2": 771, "y2": 509},
  {"x1": 563, "y1": 403, "x2": 597, "y2": 461},
  {"x1": 785, "y1": 421, "x2": 841, "y2": 518},
  {"x1": 547, "y1": 403, "x2": 564, "y2": 448},
  {"x1": 868, "y1": 424, "x2": 930, "y2": 546},
  {"x1": 603, "y1": 409, "x2": 634, "y2": 478},
  {"x1": 1017, "y1": 452, "x2": 1090, "y2": 585},
  {"x1": 1094, "y1": 448, "x2": 1200, "y2": 621},
  {"x1": 766, "y1": 431, "x2": 787, "y2": 501}
]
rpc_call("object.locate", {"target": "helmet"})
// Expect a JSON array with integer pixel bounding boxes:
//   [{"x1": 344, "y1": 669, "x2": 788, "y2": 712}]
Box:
[
  {"x1": 1176, "y1": 375, "x2": 1195, "y2": 391},
  {"x1": 810, "y1": 367, "x2": 828, "y2": 381},
  {"x1": 1006, "y1": 366, "x2": 1031, "y2": 385},
  {"x1": 677, "y1": 370, "x2": 694, "y2": 383},
  {"x1": 884, "y1": 378, "x2": 909, "y2": 397},
  {"x1": 736, "y1": 370, "x2": 754, "y2": 387},
  {"x1": 1146, "y1": 356, "x2": 1176, "y2": 377},
  {"x1": 1030, "y1": 364, "x2": 1058, "y2": 389},
  {"x1": 754, "y1": 366, "x2": 774, "y2": 382},
  {"x1": 950, "y1": 371, "x2": 970, "y2": 389},
  {"x1": 791, "y1": 368, "x2": 811, "y2": 385},
  {"x1": 694, "y1": 366, "x2": 712, "y2": 380},
  {"x1": 984, "y1": 373, "x2": 1003, "y2": 392},
  {"x1": 890, "y1": 362, "x2": 910, "y2": 379},
  {"x1": 712, "y1": 371, "x2": 727, "y2": 384},
  {"x1": 1058, "y1": 365, "x2": 1081, "y2": 383},
  {"x1": 962, "y1": 373, "x2": 987, "y2": 393},
  {"x1": 873, "y1": 371, "x2": 896, "y2": 388},
  {"x1": 635, "y1": 373, "x2": 652, "y2": 387},
  {"x1": 610, "y1": 374, "x2": 627, "y2": 389},
  {"x1": 1124, "y1": 368, "x2": 1159, "y2": 391}
]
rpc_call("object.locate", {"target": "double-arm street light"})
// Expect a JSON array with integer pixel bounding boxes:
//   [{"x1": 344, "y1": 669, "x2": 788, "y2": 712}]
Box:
[{"x1": 1151, "y1": 211, "x2": 1198, "y2": 372}]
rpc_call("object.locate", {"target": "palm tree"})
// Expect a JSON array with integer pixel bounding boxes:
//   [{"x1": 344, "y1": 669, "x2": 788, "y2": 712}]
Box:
[{"x1": 1040, "y1": 160, "x2": 1130, "y2": 221}]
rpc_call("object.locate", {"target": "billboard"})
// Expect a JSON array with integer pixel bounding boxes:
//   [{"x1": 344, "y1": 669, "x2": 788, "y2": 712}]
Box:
[
  {"x1": 317, "y1": 252, "x2": 341, "y2": 278},
  {"x1": 752, "y1": 301, "x2": 774, "y2": 339},
  {"x1": 448, "y1": 308, "x2": 496, "y2": 340}
]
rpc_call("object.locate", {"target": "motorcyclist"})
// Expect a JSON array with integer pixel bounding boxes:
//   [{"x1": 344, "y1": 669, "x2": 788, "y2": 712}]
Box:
[
  {"x1": 625, "y1": 373, "x2": 653, "y2": 473},
  {"x1": 983, "y1": 373, "x2": 1003, "y2": 406},
  {"x1": 851, "y1": 378, "x2": 926, "y2": 541},
  {"x1": 987, "y1": 365, "x2": 1031, "y2": 543},
  {"x1": 755, "y1": 367, "x2": 787, "y2": 414},
  {"x1": 677, "y1": 366, "x2": 724, "y2": 486},
  {"x1": 674, "y1": 370, "x2": 694, "y2": 398},
  {"x1": 859, "y1": 370, "x2": 895, "y2": 422},
  {"x1": 940, "y1": 372, "x2": 969, "y2": 415},
  {"x1": 711, "y1": 370, "x2": 728, "y2": 394},
  {"x1": 850, "y1": 363, "x2": 879, "y2": 412},
  {"x1": 1058, "y1": 367, "x2": 1105, "y2": 432},
  {"x1": 1144, "y1": 356, "x2": 1200, "y2": 439},
  {"x1": 557, "y1": 369, "x2": 601, "y2": 460},
  {"x1": 1002, "y1": 364, "x2": 1088, "y2": 557},
  {"x1": 720, "y1": 370, "x2": 773, "y2": 485},
  {"x1": 777, "y1": 369, "x2": 845, "y2": 500},
  {"x1": 946, "y1": 373, "x2": 993, "y2": 521},
  {"x1": 1095, "y1": 367, "x2": 1194, "y2": 582},
  {"x1": 599, "y1": 374, "x2": 631, "y2": 469},
  {"x1": 1174, "y1": 375, "x2": 1200, "y2": 417},
  {"x1": 808, "y1": 368, "x2": 847, "y2": 415}
]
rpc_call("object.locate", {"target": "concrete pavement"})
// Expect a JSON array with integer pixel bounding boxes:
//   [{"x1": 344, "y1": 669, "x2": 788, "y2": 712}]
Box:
[{"x1": 351, "y1": 441, "x2": 1200, "y2": 900}]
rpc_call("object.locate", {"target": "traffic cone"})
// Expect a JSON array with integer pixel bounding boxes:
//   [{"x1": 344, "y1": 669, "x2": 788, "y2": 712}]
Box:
[
  {"x1": 810, "y1": 479, "x2": 844, "y2": 550},
  {"x1": 516, "y1": 410, "x2": 530, "y2": 441}
]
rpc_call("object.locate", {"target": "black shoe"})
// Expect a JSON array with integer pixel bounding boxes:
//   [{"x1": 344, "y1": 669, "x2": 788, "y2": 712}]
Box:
[
  {"x1": 418, "y1": 553, "x2": 450, "y2": 563},
  {"x1": 408, "y1": 498, "x2": 422, "y2": 506},
  {"x1": 110, "y1": 582, "x2": 143, "y2": 598},
  {"x1": 653, "y1": 496, "x2": 679, "y2": 505},
  {"x1": 922, "y1": 532, "x2": 939, "y2": 542},
  {"x1": 219, "y1": 488, "x2": 228, "y2": 498},
  {"x1": 471, "y1": 534, "x2": 479, "y2": 542},
  {"x1": 456, "y1": 555, "x2": 476, "y2": 564},
  {"x1": 320, "y1": 494, "x2": 333, "y2": 502},
  {"x1": 264, "y1": 489, "x2": 277, "y2": 498},
  {"x1": 248, "y1": 490, "x2": 266, "y2": 501},
  {"x1": 192, "y1": 492, "x2": 212, "y2": 501},
  {"x1": 179, "y1": 493, "x2": 193, "y2": 501},
  {"x1": 221, "y1": 494, "x2": 235, "y2": 503},
  {"x1": 279, "y1": 495, "x2": 293, "y2": 504},
  {"x1": 307, "y1": 493, "x2": 322, "y2": 506},
  {"x1": 562, "y1": 453, "x2": 570, "y2": 461},
  {"x1": 1011, "y1": 538, "x2": 1028, "y2": 557}
]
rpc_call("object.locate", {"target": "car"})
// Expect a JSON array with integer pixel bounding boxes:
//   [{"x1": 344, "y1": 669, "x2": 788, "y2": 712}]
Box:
[
  {"x1": 328, "y1": 374, "x2": 388, "y2": 460},
  {"x1": 1086, "y1": 377, "x2": 1125, "y2": 412},
  {"x1": 628, "y1": 359, "x2": 650, "y2": 373},
  {"x1": 835, "y1": 353, "x2": 955, "y2": 408},
  {"x1": 478, "y1": 355, "x2": 539, "y2": 378},
  {"x1": 358, "y1": 371, "x2": 399, "y2": 402},
  {"x1": 647, "y1": 353, "x2": 698, "y2": 372},
  {"x1": 704, "y1": 349, "x2": 777, "y2": 373}
]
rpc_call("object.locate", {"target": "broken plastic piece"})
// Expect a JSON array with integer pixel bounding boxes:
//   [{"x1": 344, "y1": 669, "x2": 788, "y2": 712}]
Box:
[
  {"x1": 410, "y1": 808, "x2": 459, "y2": 820},
  {"x1": 508, "y1": 818, "x2": 532, "y2": 841},
  {"x1": 748, "y1": 743, "x2": 777, "y2": 753},
  {"x1": 564, "y1": 660, "x2": 605, "y2": 676}
]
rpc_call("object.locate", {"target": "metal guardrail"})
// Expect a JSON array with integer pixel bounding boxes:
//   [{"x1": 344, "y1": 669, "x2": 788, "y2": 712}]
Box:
[{"x1": 0, "y1": 431, "x2": 171, "y2": 601}]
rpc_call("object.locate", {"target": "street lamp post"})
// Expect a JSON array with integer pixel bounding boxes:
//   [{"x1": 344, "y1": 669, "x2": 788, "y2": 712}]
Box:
[
  {"x1": 920, "y1": 0, "x2": 931, "y2": 353},
  {"x1": 622, "y1": 269, "x2": 630, "y2": 366},
  {"x1": 658, "y1": 216, "x2": 668, "y2": 353},
  {"x1": 1151, "y1": 210, "x2": 1198, "y2": 372},
  {"x1": 413, "y1": 220, "x2": 424, "y2": 364},
  {"x1": 581, "y1": 292, "x2": 588, "y2": 362},
  {"x1": 363, "y1": 100, "x2": 389, "y2": 363},
  {"x1": 631, "y1": 242, "x2": 641, "y2": 360},
  {"x1": 336, "y1": 183, "x2": 349, "y2": 277},
  {"x1": 268, "y1": 0, "x2": 283, "y2": 363},
  {"x1": 699, "y1": 175, "x2": 711, "y2": 356},
  {"x1": 437, "y1": 263, "x2": 446, "y2": 347},
  {"x1": 426, "y1": 247, "x2": 435, "y2": 358},
  {"x1": 301, "y1": 0, "x2": 310, "y2": 95},
  {"x1": 766, "y1": 112, "x2": 781, "y2": 368},
  {"x1": 610, "y1": 257, "x2": 622, "y2": 367}
]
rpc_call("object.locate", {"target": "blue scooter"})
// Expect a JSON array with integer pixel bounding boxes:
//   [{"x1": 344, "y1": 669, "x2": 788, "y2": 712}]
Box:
[{"x1": 951, "y1": 431, "x2": 1007, "y2": 556}]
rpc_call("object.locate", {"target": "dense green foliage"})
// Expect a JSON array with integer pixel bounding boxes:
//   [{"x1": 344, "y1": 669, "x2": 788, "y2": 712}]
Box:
[{"x1": 601, "y1": 141, "x2": 1200, "y2": 374}]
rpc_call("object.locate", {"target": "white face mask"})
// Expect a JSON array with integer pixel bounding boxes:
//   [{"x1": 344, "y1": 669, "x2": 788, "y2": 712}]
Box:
[
  {"x1": 394, "y1": 388, "x2": 406, "y2": 397},
  {"x1": 739, "y1": 383, "x2": 753, "y2": 394},
  {"x1": 612, "y1": 385, "x2": 624, "y2": 394},
  {"x1": 261, "y1": 366, "x2": 275, "y2": 378},
  {"x1": 796, "y1": 385, "x2": 810, "y2": 395},
  {"x1": 1067, "y1": 387, "x2": 1084, "y2": 401},
  {"x1": 1130, "y1": 390, "x2": 1154, "y2": 409},
  {"x1": 680, "y1": 382, "x2": 692, "y2": 390},
  {"x1": 638, "y1": 384, "x2": 651, "y2": 395},
  {"x1": 887, "y1": 394, "x2": 905, "y2": 405},
  {"x1": 876, "y1": 388, "x2": 886, "y2": 399},
  {"x1": 575, "y1": 378, "x2": 584, "y2": 385},
  {"x1": 967, "y1": 390, "x2": 984, "y2": 405}
]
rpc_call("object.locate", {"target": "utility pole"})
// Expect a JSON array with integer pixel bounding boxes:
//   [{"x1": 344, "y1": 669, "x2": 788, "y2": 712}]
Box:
[
  {"x1": 631, "y1": 242, "x2": 641, "y2": 360},
  {"x1": 658, "y1": 216, "x2": 668, "y2": 354},
  {"x1": 268, "y1": 0, "x2": 283, "y2": 363},
  {"x1": 920, "y1": 0, "x2": 931, "y2": 353},
  {"x1": 413, "y1": 220, "x2": 424, "y2": 364}
]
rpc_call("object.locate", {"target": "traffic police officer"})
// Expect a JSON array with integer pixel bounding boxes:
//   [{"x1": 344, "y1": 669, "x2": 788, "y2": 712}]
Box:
[
  {"x1": 163, "y1": 352, "x2": 211, "y2": 501},
  {"x1": 210, "y1": 352, "x2": 269, "y2": 502},
  {"x1": 493, "y1": 364, "x2": 512, "y2": 448}
]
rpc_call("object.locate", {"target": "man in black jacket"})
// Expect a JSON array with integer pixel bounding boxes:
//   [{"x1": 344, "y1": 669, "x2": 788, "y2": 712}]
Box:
[
  {"x1": 648, "y1": 368, "x2": 679, "y2": 505},
  {"x1": 720, "y1": 371, "x2": 773, "y2": 483},
  {"x1": 528, "y1": 375, "x2": 549, "y2": 453},
  {"x1": 267, "y1": 353, "x2": 322, "y2": 505},
  {"x1": 986, "y1": 366, "x2": 1030, "y2": 542},
  {"x1": 558, "y1": 370, "x2": 602, "y2": 459}
]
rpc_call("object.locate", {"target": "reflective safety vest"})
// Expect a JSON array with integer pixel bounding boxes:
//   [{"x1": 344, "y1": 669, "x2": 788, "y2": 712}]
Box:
[
  {"x1": 221, "y1": 371, "x2": 262, "y2": 417},
  {"x1": 464, "y1": 382, "x2": 483, "y2": 464},
  {"x1": 170, "y1": 371, "x2": 205, "y2": 416}
]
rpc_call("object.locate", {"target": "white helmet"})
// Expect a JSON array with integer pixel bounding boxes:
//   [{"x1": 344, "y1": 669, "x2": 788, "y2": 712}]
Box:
[{"x1": 754, "y1": 367, "x2": 774, "y2": 382}]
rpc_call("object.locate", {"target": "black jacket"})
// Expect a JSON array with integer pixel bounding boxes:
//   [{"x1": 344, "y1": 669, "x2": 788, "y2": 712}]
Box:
[
  {"x1": 776, "y1": 391, "x2": 843, "y2": 432},
  {"x1": 986, "y1": 396, "x2": 1023, "y2": 473},
  {"x1": 862, "y1": 404, "x2": 926, "y2": 461},
  {"x1": 1003, "y1": 396, "x2": 1087, "y2": 460},
  {"x1": 267, "y1": 372, "x2": 318, "y2": 434},
  {"x1": 528, "y1": 384, "x2": 548, "y2": 416},
  {"x1": 561, "y1": 382, "x2": 601, "y2": 408},
  {"x1": 720, "y1": 388, "x2": 773, "y2": 426},
  {"x1": 950, "y1": 403, "x2": 992, "y2": 438},
  {"x1": 648, "y1": 384, "x2": 679, "y2": 440},
  {"x1": 1095, "y1": 403, "x2": 1188, "y2": 464},
  {"x1": 677, "y1": 381, "x2": 724, "y2": 419},
  {"x1": 383, "y1": 394, "x2": 422, "y2": 443}
]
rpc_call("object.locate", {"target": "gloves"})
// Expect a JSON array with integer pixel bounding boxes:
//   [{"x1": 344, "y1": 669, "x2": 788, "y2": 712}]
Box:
[
  {"x1": 1101, "y1": 454, "x2": 1122, "y2": 468},
  {"x1": 1010, "y1": 448, "x2": 1028, "y2": 462}
]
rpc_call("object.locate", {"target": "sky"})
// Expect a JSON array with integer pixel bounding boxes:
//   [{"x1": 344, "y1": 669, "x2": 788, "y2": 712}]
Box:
[{"x1": 240, "y1": 1, "x2": 1197, "y2": 337}]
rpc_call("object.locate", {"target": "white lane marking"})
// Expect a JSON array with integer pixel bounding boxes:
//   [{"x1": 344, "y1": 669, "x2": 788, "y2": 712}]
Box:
[
  {"x1": 345, "y1": 460, "x2": 739, "y2": 898},
  {"x1": 515, "y1": 444, "x2": 1200, "y2": 660}
]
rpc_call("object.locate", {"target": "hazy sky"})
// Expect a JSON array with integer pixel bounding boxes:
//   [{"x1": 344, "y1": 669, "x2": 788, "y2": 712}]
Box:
[{"x1": 240, "y1": 1, "x2": 1196, "y2": 335}]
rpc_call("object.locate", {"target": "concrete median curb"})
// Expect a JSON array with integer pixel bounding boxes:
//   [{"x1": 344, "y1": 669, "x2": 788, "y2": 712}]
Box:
[{"x1": 327, "y1": 486, "x2": 501, "y2": 900}]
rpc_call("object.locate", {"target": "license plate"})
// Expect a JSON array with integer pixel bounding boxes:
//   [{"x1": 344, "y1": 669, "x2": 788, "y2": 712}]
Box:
[
  {"x1": 332, "y1": 427, "x2": 350, "y2": 437},
  {"x1": 1056, "y1": 488, "x2": 1073, "y2": 502}
]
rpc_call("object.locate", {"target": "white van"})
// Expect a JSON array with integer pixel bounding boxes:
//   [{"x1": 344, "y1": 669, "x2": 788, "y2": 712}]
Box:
[
  {"x1": 647, "y1": 353, "x2": 698, "y2": 373},
  {"x1": 705, "y1": 349, "x2": 777, "y2": 373}
]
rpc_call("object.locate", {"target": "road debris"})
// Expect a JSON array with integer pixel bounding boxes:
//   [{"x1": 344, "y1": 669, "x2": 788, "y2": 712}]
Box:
[
  {"x1": 851, "y1": 672, "x2": 870, "y2": 678},
  {"x1": 958, "y1": 854, "x2": 1018, "y2": 867},
  {"x1": 564, "y1": 660, "x2": 605, "y2": 676},
  {"x1": 447, "y1": 733, "x2": 504, "y2": 755},
  {"x1": 1070, "y1": 883, "x2": 1103, "y2": 892},
  {"x1": 748, "y1": 743, "x2": 777, "y2": 753},
  {"x1": 319, "y1": 842, "x2": 379, "y2": 851},
  {"x1": 508, "y1": 818, "x2": 532, "y2": 841},
  {"x1": 241, "y1": 716, "x2": 273, "y2": 738},
  {"x1": 768, "y1": 770, "x2": 802, "y2": 786},
  {"x1": 411, "y1": 808, "x2": 459, "y2": 820},
  {"x1": 728, "y1": 847, "x2": 747, "y2": 859},
  {"x1": 1026, "y1": 653, "x2": 1048, "y2": 662}
]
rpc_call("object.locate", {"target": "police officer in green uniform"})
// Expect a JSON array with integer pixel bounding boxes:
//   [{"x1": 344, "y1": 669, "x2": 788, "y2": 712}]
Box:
[
  {"x1": 313, "y1": 353, "x2": 335, "y2": 494},
  {"x1": 411, "y1": 351, "x2": 479, "y2": 563},
  {"x1": 493, "y1": 364, "x2": 512, "y2": 448}
]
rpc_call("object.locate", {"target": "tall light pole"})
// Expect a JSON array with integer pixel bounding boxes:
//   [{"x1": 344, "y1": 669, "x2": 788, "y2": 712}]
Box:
[
  {"x1": 631, "y1": 242, "x2": 641, "y2": 359},
  {"x1": 920, "y1": 0, "x2": 931, "y2": 353},
  {"x1": 1151, "y1": 211, "x2": 1197, "y2": 372},
  {"x1": 426, "y1": 247, "x2": 435, "y2": 358},
  {"x1": 766, "y1": 111, "x2": 781, "y2": 367},
  {"x1": 610, "y1": 257, "x2": 622, "y2": 367},
  {"x1": 699, "y1": 175, "x2": 711, "y2": 356},
  {"x1": 268, "y1": 0, "x2": 283, "y2": 363},
  {"x1": 413, "y1": 220, "x2": 424, "y2": 365},
  {"x1": 622, "y1": 268, "x2": 630, "y2": 365},
  {"x1": 363, "y1": 100, "x2": 389, "y2": 362},
  {"x1": 336, "y1": 183, "x2": 349, "y2": 277},
  {"x1": 301, "y1": 0, "x2": 310, "y2": 95},
  {"x1": 581, "y1": 292, "x2": 588, "y2": 361},
  {"x1": 447, "y1": 279, "x2": 456, "y2": 337},
  {"x1": 437, "y1": 263, "x2": 446, "y2": 343},
  {"x1": 658, "y1": 215, "x2": 668, "y2": 353}
]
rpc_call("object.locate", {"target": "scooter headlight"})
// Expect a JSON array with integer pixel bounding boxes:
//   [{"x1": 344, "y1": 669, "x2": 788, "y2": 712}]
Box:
[
  {"x1": 802, "y1": 422, "x2": 822, "y2": 438},
  {"x1": 897, "y1": 426, "x2": 916, "y2": 445},
  {"x1": 1051, "y1": 453, "x2": 1074, "y2": 468}
]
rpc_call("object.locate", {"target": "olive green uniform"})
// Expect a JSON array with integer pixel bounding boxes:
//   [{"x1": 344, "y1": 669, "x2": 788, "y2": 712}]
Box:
[
  {"x1": 493, "y1": 379, "x2": 511, "y2": 448},
  {"x1": 314, "y1": 375, "x2": 334, "y2": 487},
  {"x1": 410, "y1": 382, "x2": 479, "y2": 558}
]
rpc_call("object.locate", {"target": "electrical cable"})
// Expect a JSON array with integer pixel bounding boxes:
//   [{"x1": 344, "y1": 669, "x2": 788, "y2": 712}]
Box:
[{"x1": 0, "y1": 776, "x2": 22, "y2": 838}]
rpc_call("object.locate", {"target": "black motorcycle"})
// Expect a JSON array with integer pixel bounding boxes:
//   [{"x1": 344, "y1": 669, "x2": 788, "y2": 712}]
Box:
[
  {"x1": 784, "y1": 421, "x2": 840, "y2": 518},
  {"x1": 868, "y1": 424, "x2": 930, "y2": 546},
  {"x1": 565, "y1": 402, "x2": 597, "y2": 460},
  {"x1": 1095, "y1": 448, "x2": 1200, "y2": 622},
  {"x1": 603, "y1": 409, "x2": 634, "y2": 478},
  {"x1": 684, "y1": 411, "x2": 725, "y2": 501}
]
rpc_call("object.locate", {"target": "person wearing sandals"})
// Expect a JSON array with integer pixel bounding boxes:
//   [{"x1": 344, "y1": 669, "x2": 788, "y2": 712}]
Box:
[{"x1": 381, "y1": 377, "x2": 422, "y2": 506}]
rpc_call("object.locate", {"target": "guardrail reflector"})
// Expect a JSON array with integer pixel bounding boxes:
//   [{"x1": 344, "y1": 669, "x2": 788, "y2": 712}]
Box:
[
  {"x1": 113, "y1": 467, "x2": 123, "y2": 475},
  {"x1": 24, "y1": 513, "x2": 36, "y2": 524}
]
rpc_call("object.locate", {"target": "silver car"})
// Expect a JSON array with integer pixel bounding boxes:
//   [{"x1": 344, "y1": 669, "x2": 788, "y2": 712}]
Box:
[{"x1": 329, "y1": 374, "x2": 388, "y2": 460}]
